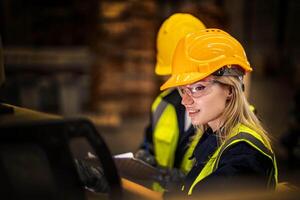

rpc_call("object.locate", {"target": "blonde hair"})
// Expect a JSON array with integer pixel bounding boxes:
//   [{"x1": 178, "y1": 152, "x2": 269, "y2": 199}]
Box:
[{"x1": 196, "y1": 75, "x2": 271, "y2": 147}]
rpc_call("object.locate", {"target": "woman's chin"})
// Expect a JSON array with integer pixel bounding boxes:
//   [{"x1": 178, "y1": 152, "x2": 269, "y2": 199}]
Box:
[
  {"x1": 191, "y1": 117, "x2": 210, "y2": 126},
  {"x1": 191, "y1": 119, "x2": 204, "y2": 126}
]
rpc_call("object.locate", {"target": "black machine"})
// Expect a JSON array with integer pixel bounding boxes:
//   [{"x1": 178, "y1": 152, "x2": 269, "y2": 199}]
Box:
[{"x1": 0, "y1": 104, "x2": 122, "y2": 200}]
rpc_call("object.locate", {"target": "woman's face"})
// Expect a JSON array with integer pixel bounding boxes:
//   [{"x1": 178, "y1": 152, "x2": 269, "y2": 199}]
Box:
[{"x1": 179, "y1": 77, "x2": 231, "y2": 131}]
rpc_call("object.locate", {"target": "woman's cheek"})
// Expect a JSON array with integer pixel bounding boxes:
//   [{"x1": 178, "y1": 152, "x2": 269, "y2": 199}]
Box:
[{"x1": 195, "y1": 100, "x2": 224, "y2": 125}]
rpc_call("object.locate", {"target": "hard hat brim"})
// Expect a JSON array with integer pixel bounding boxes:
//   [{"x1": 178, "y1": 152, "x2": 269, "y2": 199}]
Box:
[{"x1": 160, "y1": 72, "x2": 211, "y2": 90}]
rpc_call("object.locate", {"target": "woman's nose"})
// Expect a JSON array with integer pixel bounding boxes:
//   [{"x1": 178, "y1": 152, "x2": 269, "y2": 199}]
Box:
[{"x1": 181, "y1": 93, "x2": 194, "y2": 106}]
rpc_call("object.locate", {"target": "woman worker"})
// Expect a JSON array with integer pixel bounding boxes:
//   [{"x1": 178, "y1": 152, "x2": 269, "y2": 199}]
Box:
[{"x1": 159, "y1": 28, "x2": 278, "y2": 196}]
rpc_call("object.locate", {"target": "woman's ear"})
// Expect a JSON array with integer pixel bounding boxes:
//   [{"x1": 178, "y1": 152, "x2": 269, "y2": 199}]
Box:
[{"x1": 226, "y1": 87, "x2": 233, "y2": 100}]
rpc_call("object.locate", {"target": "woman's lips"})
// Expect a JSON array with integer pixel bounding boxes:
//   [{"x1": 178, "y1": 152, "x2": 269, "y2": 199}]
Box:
[{"x1": 187, "y1": 109, "x2": 200, "y2": 117}]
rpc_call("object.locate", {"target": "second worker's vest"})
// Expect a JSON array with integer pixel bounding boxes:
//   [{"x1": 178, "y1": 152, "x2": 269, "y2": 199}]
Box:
[
  {"x1": 152, "y1": 89, "x2": 198, "y2": 171},
  {"x1": 152, "y1": 89, "x2": 200, "y2": 192}
]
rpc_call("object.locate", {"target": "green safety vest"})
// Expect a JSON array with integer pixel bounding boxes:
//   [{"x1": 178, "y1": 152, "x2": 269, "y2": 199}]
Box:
[
  {"x1": 185, "y1": 123, "x2": 278, "y2": 195},
  {"x1": 151, "y1": 90, "x2": 200, "y2": 191}
]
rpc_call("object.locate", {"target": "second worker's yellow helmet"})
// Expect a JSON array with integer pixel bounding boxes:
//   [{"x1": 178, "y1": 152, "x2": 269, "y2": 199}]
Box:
[{"x1": 155, "y1": 13, "x2": 206, "y2": 75}]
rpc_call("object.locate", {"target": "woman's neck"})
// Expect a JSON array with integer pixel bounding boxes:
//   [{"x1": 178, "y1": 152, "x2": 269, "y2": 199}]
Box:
[{"x1": 208, "y1": 118, "x2": 224, "y2": 132}]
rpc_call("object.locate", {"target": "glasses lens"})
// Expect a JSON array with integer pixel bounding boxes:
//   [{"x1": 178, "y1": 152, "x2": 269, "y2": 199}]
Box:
[
  {"x1": 178, "y1": 81, "x2": 216, "y2": 98},
  {"x1": 190, "y1": 83, "x2": 208, "y2": 97}
]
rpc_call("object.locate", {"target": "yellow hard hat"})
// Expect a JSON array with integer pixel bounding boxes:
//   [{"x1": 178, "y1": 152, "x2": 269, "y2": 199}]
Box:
[
  {"x1": 160, "y1": 29, "x2": 252, "y2": 90},
  {"x1": 155, "y1": 13, "x2": 206, "y2": 75}
]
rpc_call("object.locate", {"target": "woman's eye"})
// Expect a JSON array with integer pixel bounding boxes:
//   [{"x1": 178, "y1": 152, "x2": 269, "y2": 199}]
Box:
[{"x1": 194, "y1": 85, "x2": 206, "y2": 91}]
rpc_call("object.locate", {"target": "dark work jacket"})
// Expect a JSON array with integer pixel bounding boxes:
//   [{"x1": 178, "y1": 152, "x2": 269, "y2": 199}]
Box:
[{"x1": 183, "y1": 127, "x2": 275, "y2": 196}]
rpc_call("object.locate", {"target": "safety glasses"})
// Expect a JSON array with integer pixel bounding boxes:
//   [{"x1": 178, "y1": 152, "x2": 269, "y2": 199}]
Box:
[{"x1": 177, "y1": 80, "x2": 220, "y2": 98}]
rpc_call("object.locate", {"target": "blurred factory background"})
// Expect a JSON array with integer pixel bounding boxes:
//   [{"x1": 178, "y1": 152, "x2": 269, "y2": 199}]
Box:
[{"x1": 1, "y1": 0, "x2": 300, "y2": 188}]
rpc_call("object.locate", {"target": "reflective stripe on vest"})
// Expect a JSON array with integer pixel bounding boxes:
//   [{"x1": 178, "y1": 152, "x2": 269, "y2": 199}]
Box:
[
  {"x1": 187, "y1": 124, "x2": 278, "y2": 195},
  {"x1": 152, "y1": 100, "x2": 168, "y2": 131}
]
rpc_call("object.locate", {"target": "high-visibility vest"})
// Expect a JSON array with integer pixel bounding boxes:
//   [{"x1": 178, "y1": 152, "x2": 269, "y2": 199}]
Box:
[
  {"x1": 152, "y1": 90, "x2": 179, "y2": 169},
  {"x1": 185, "y1": 123, "x2": 278, "y2": 195},
  {"x1": 152, "y1": 89, "x2": 198, "y2": 171},
  {"x1": 151, "y1": 90, "x2": 200, "y2": 192}
]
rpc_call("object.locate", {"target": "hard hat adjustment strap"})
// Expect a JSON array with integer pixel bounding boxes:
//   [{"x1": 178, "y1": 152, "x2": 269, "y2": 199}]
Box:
[
  {"x1": 213, "y1": 65, "x2": 245, "y2": 91},
  {"x1": 212, "y1": 65, "x2": 245, "y2": 77}
]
